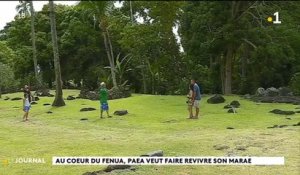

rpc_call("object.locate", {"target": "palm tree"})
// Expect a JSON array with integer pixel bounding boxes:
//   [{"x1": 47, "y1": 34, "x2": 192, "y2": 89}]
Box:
[
  {"x1": 79, "y1": 1, "x2": 118, "y2": 88},
  {"x1": 16, "y1": 1, "x2": 41, "y2": 87},
  {"x1": 16, "y1": 1, "x2": 30, "y2": 18},
  {"x1": 49, "y1": 0, "x2": 65, "y2": 106},
  {"x1": 129, "y1": 1, "x2": 133, "y2": 23}
]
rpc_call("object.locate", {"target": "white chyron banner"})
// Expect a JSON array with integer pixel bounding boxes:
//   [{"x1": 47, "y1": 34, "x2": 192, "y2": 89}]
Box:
[{"x1": 52, "y1": 157, "x2": 284, "y2": 166}]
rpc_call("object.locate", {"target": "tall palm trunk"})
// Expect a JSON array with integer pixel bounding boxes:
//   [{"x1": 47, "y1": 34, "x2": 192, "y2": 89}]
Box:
[
  {"x1": 106, "y1": 29, "x2": 118, "y2": 88},
  {"x1": 129, "y1": 1, "x2": 133, "y2": 23},
  {"x1": 99, "y1": 21, "x2": 117, "y2": 88},
  {"x1": 49, "y1": 0, "x2": 65, "y2": 106},
  {"x1": 28, "y1": 1, "x2": 40, "y2": 87}
]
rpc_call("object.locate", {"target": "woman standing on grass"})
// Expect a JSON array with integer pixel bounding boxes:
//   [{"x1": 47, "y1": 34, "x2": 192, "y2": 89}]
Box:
[
  {"x1": 23, "y1": 93, "x2": 31, "y2": 121},
  {"x1": 187, "y1": 84, "x2": 194, "y2": 119}
]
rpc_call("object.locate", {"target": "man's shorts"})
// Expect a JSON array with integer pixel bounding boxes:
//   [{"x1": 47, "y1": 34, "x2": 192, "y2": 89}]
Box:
[
  {"x1": 193, "y1": 100, "x2": 200, "y2": 108},
  {"x1": 24, "y1": 106, "x2": 31, "y2": 112},
  {"x1": 101, "y1": 103, "x2": 109, "y2": 111}
]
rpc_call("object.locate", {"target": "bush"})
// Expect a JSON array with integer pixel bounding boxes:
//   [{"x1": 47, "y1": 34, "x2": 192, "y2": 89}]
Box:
[
  {"x1": 174, "y1": 77, "x2": 190, "y2": 95},
  {"x1": 290, "y1": 72, "x2": 300, "y2": 95},
  {"x1": 238, "y1": 77, "x2": 257, "y2": 95},
  {"x1": 82, "y1": 65, "x2": 109, "y2": 90},
  {"x1": 191, "y1": 64, "x2": 212, "y2": 94},
  {"x1": 0, "y1": 63, "x2": 20, "y2": 96}
]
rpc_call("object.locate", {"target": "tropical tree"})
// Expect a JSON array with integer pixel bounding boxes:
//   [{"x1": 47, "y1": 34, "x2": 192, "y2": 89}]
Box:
[
  {"x1": 0, "y1": 63, "x2": 16, "y2": 98},
  {"x1": 0, "y1": 41, "x2": 17, "y2": 97},
  {"x1": 105, "y1": 53, "x2": 132, "y2": 85},
  {"x1": 78, "y1": 1, "x2": 118, "y2": 88},
  {"x1": 49, "y1": 0, "x2": 65, "y2": 106},
  {"x1": 180, "y1": 1, "x2": 300, "y2": 94},
  {"x1": 16, "y1": 1, "x2": 30, "y2": 18},
  {"x1": 16, "y1": 1, "x2": 40, "y2": 87},
  {"x1": 118, "y1": 1, "x2": 184, "y2": 94}
]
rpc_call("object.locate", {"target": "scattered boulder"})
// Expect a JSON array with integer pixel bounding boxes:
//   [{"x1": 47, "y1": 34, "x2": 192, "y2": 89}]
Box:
[
  {"x1": 43, "y1": 103, "x2": 51, "y2": 106},
  {"x1": 251, "y1": 96, "x2": 300, "y2": 104},
  {"x1": 108, "y1": 86, "x2": 131, "y2": 100},
  {"x1": 236, "y1": 146, "x2": 247, "y2": 151},
  {"x1": 78, "y1": 89, "x2": 98, "y2": 101},
  {"x1": 243, "y1": 94, "x2": 251, "y2": 99},
  {"x1": 286, "y1": 118, "x2": 291, "y2": 120},
  {"x1": 83, "y1": 150, "x2": 161, "y2": 175},
  {"x1": 103, "y1": 165, "x2": 132, "y2": 173},
  {"x1": 80, "y1": 107, "x2": 96, "y2": 112},
  {"x1": 230, "y1": 100, "x2": 240, "y2": 108},
  {"x1": 267, "y1": 125, "x2": 279, "y2": 129},
  {"x1": 207, "y1": 94, "x2": 225, "y2": 104},
  {"x1": 269, "y1": 109, "x2": 295, "y2": 115},
  {"x1": 35, "y1": 89, "x2": 51, "y2": 97},
  {"x1": 140, "y1": 150, "x2": 164, "y2": 157},
  {"x1": 33, "y1": 96, "x2": 40, "y2": 101},
  {"x1": 114, "y1": 110, "x2": 128, "y2": 116},
  {"x1": 79, "y1": 85, "x2": 131, "y2": 101},
  {"x1": 4, "y1": 96, "x2": 10, "y2": 100},
  {"x1": 66, "y1": 95, "x2": 76, "y2": 100},
  {"x1": 256, "y1": 87, "x2": 266, "y2": 96},
  {"x1": 265, "y1": 87, "x2": 279, "y2": 97},
  {"x1": 228, "y1": 108, "x2": 237, "y2": 113},
  {"x1": 279, "y1": 125, "x2": 288, "y2": 128},
  {"x1": 31, "y1": 101, "x2": 38, "y2": 105},
  {"x1": 162, "y1": 119, "x2": 178, "y2": 123},
  {"x1": 226, "y1": 127, "x2": 235, "y2": 129},
  {"x1": 252, "y1": 87, "x2": 300, "y2": 104},
  {"x1": 46, "y1": 111, "x2": 53, "y2": 114},
  {"x1": 11, "y1": 97, "x2": 22, "y2": 101},
  {"x1": 224, "y1": 105, "x2": 232, "y2": 109},
  {"x1": 267, "y1": 124, "x2": 288, "y2": 129},
  {"x1": 80, "y1": 118, "x2": 88, "y2": 121},
  {"x1": 278, "y1": 87, "x2": 293, "y2": 96},
  {"x1": 292, "y1": 122, "x2": 300, "y2": 126},
  {"x1": 48, "y1": 94, "x2": 54, "y2": 97},
  {"x1": 213, "y1": 145, "x2": 229, "y2": 150}
]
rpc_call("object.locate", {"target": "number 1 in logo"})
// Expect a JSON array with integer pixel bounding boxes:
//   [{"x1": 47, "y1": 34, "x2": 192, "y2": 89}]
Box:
[{"x1": 273, "y1": 12, "x2": 281, "y2": 24}]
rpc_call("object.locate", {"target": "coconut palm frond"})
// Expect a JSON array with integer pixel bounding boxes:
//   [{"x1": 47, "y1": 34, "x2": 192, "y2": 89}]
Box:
[
  {"x1": 78, "y1": 1, "x2": 108, "y2": 17},
  {"x1": 16, "y1": 1, "x2": 30, "y2": 17}
]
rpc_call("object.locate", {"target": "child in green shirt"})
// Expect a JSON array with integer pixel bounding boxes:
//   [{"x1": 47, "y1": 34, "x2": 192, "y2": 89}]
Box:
[{"x1": 99, "y1": 82, "x2": 112, "y2": 118}]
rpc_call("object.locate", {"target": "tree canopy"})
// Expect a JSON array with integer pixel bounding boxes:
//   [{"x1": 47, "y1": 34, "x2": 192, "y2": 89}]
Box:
[{"x1": 0, "y1": 1, "x2": 299, "y2": 95}]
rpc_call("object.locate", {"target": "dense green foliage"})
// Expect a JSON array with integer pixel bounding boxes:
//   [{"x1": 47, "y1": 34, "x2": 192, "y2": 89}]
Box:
[
  {"x1": 0, "y1": 62, "x2": 18, "y2": 97},
  {"x1": 180, "y1": 1, "x2": 300, "y2": 94},
  {"x1": 0, "y1": 1, "x2": 299, "y2": 95}
]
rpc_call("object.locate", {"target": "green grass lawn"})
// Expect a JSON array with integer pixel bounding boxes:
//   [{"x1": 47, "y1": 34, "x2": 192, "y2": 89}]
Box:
[{"x1": 0, "y1": 90, "x2": 299, "y2": 175}]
